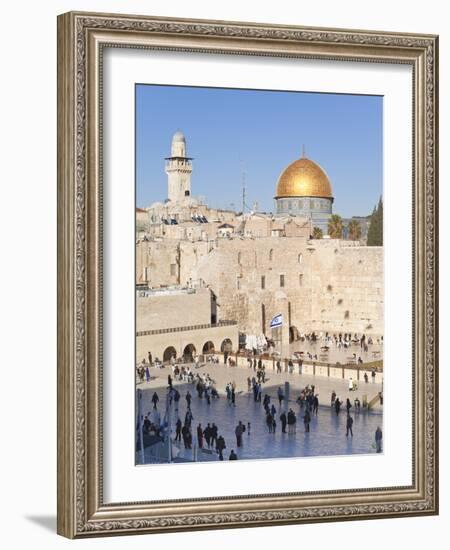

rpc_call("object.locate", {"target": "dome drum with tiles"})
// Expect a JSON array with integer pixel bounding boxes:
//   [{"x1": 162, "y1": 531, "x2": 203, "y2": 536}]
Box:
[{"x1": 274, "y1": 155, "x2": 334, "y2": 234}]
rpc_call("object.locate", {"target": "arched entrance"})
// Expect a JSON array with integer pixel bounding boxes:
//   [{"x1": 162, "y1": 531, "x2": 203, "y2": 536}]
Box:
[
  {"x1": 183, "y1": 343, "x2": 196, "y2": 363},
  {"x1": 289, "y1": 326, "x2": 299, "y2": 344},
  {"x1": 202, "y1": 341, "x2": 215, "y2": 354},
  {"x1": 220, "y1": 338, "x2": 233, "y2": 353},
  {"x1": 163, "y1": 346, "x2": 177, "y2": 363}
]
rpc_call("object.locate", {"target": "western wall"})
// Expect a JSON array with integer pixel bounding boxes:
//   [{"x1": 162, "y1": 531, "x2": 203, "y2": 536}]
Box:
[{"x1": 136, "y1": 233, "x2": 383, "y2": 343}]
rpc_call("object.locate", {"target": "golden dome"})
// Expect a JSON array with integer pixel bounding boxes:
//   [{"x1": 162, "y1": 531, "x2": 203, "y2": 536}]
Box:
[{"x1": 275, "y1": 157, "x2": 333, "y2": 199}]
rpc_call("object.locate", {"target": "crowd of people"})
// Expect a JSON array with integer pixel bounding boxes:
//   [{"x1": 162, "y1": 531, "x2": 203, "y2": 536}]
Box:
[{"x1": 139, "y1": 346, "x2": 383, "y2": 463}]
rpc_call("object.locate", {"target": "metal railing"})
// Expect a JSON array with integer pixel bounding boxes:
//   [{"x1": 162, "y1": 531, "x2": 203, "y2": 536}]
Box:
[{"x1": 136, "y1": 320, "x2": 237, "y2": 337}]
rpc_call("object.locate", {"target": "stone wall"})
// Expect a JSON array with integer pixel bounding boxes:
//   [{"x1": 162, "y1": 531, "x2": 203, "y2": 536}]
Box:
[
  {"x1": 136, "y1": 235, "x2": 384, "y2": 340},
  {"x1": 308, "y1": 240, "x2": 383, "y2": 335},
  {"x1": 136, "y1": 287, "x2": 213, "y2": 332}
]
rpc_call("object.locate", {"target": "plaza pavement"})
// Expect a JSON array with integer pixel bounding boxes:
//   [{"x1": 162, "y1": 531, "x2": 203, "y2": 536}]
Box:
[{"x1": 137, "y1": 360, "x2": 383, "y2": 408}]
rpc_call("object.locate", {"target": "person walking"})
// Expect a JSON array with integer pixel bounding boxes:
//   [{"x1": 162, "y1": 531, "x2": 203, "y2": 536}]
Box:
[
  {"x1": 335, "y1": 397, "x2": 341, "y2": 416},
  {"x1": 303, "y1": 409, "x2": 311, "y2": 433},
  {"x1": 184, "y1": 409, "x2": 193, "y2": 428},
  {"x1": 211, "y1": 423, "x2": 218, "y2": 448},
  {"x1": 287, "y1": 409, "x2": 297, "y2": 434},
  {"x1": 266, "y1": 413, "x2": 273, "y2": 433},
  {"x1": 181, "y1": 424, "x2": 190, "y2": 449},
  {"x1": 235, "y1": 421, "x2": 245, "y2": 447},
  {"x1": 364, "y1": 372, "x2": 369, "y2": 384},
  {"x1": 346, "y1": 398, "x2": 352, "y2": 414},
  {"x1": 145, "y1": 366, "x2": 150, "y2": 383},
  {"x1": 375, "y1": 426, "x2": 383, "y2": 453},
  {"x1": 280, "y1": 411, "x2": 287, "y2": 433},
  {"x1": 151, "y1": 392, "x2": 159, "y2": 409},
  {"x1": 173, "y1": 388, "x2": 180, "y2": 414},
  {"x1": 253, "y1": 382, "x2": 258, "y2": 402},
  {"x1": 203, "y1": 423, "x2": 212, "y2": 448},
  {"x1": 175, "y1": 418, "x2": 182, "y2": 442},
  {"x1": 277, "y1": 386, "x2": 284, "y2": 407},
  {"x1": 231, "y1": 386, "x2": 236, "y2": 407},
  {"x1": 197, "y1": 423, "x2": 204, "y2": 448},
  {"x1": 313, "y1": 394, "x2": 319, "y2": 416},
  {"x1": 185, "y1": 390, "x2": 192, "y2": 409},
  {"x1": 216, "y1": 435, "x2": 226, "y2": 460},
  {"x1": 346, "y1": 414, "x2": 354, "y2": 437}
]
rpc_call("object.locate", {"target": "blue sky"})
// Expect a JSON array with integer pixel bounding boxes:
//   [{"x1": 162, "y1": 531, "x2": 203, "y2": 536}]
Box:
[{"x1": 136, "y1": 84, "x2": 382, "y2": 218}]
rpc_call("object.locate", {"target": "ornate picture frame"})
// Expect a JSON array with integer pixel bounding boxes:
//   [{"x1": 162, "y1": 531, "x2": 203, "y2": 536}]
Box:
[{"x1": 57, "y1": 11, "x2": 438, "y2": 538}]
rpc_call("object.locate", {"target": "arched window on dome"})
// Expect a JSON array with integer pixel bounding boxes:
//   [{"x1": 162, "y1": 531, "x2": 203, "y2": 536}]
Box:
[
  {"x1": 298, "y1": 253, "x2": 303, "y2": 264},
  {"x1": 269, "y1": 249, "x2": 274, "y2": 262}
]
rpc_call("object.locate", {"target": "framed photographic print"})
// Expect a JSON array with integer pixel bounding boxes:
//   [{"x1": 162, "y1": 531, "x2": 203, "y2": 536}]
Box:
[{"x1": 57, "y1": 11, "x2": 439, "y2": 538}]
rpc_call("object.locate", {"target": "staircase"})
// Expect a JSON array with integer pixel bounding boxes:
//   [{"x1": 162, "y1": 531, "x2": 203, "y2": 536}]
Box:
[{"x1": 367, "y1": 392, "x2": 383, "y2": 410}]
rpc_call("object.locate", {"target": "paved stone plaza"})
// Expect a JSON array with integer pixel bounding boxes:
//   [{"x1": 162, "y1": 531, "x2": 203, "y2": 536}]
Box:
[{"x1": 136, "y1": 361, "x2": 383, "y2": 464}]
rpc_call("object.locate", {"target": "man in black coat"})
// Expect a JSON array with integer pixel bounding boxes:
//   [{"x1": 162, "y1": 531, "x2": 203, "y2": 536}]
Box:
[{"x1": 280, "y1": 411, "x2": 287, "y2": 433}]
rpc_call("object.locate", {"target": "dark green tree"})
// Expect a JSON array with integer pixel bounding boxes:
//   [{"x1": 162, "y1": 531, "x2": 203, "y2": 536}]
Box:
[{"x1": 367, "y1": 197, "x2": 383, "y2": 246}]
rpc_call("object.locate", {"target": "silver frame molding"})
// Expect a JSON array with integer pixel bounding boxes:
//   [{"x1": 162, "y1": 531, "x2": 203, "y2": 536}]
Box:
[{"x1": 57, "y1": 11, "x2": 439, "y2": 538}]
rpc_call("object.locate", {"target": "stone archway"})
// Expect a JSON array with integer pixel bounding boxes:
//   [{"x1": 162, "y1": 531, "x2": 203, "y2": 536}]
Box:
[
  {"x1": 183, "y1": 343, "x2": 196, "y2": 363},
  {"x1": 202, "y1": 341, "x2": 215, "y2": 354},
  {"x1": 220, "y1": 338, "x2": 233, "y2": 353},
  {"x1": 163, "y1": 346, "x2": 177, "y2": 363}
]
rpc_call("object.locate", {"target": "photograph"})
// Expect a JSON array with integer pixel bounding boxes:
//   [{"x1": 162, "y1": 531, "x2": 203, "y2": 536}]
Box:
[{"x1": 134, "y1": 85, "x2": 384, "y2": 465}]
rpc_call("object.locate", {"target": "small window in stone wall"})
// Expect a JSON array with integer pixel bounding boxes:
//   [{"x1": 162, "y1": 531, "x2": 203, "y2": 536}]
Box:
[
  {"x1": 238, "y1": 251, "x2": 242, "y2": 265},
  {"x1": 344, "y1": 310, "x2": 350, "y2": 319},
  {"x1": 280, "y1": 274, "x2": 285, "y2": 287},
  {"x1": 261, "y1": 275, "x2": 265, "y2": 289},
  {"x1": 298, "y1": 253, "x2": 303, "y2": 264},
  {"x1": 170, "y1": 263, "x2": 176, "y2": 276},
  {"x1": 299, "y1": 274, "x2": 303, "y2": 286},
  {"x1": 236, "y1": 277, "x2": 241, "y2": 290},
  {"x1": 269, "y1": 249, "x2": 274, "y2": 261}
]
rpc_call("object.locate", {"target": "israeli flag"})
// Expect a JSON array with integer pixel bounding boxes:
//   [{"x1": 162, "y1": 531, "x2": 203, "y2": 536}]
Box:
[{"x1": 270, "y1": 313, "x2": 283, "y2": 328}]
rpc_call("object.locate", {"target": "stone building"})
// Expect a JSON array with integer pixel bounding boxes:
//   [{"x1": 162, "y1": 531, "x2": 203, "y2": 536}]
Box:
[
  {"x1": 136, "y1": 131, "x2": 383, "y2": 360},
  {"x1": 136, "y1": 286, "x2": 238, "y2": 362}
]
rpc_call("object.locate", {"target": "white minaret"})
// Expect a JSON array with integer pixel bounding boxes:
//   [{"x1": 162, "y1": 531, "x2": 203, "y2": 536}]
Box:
[{"x1": 165, "y1": 131, "x2": 193, "y2": 203}]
